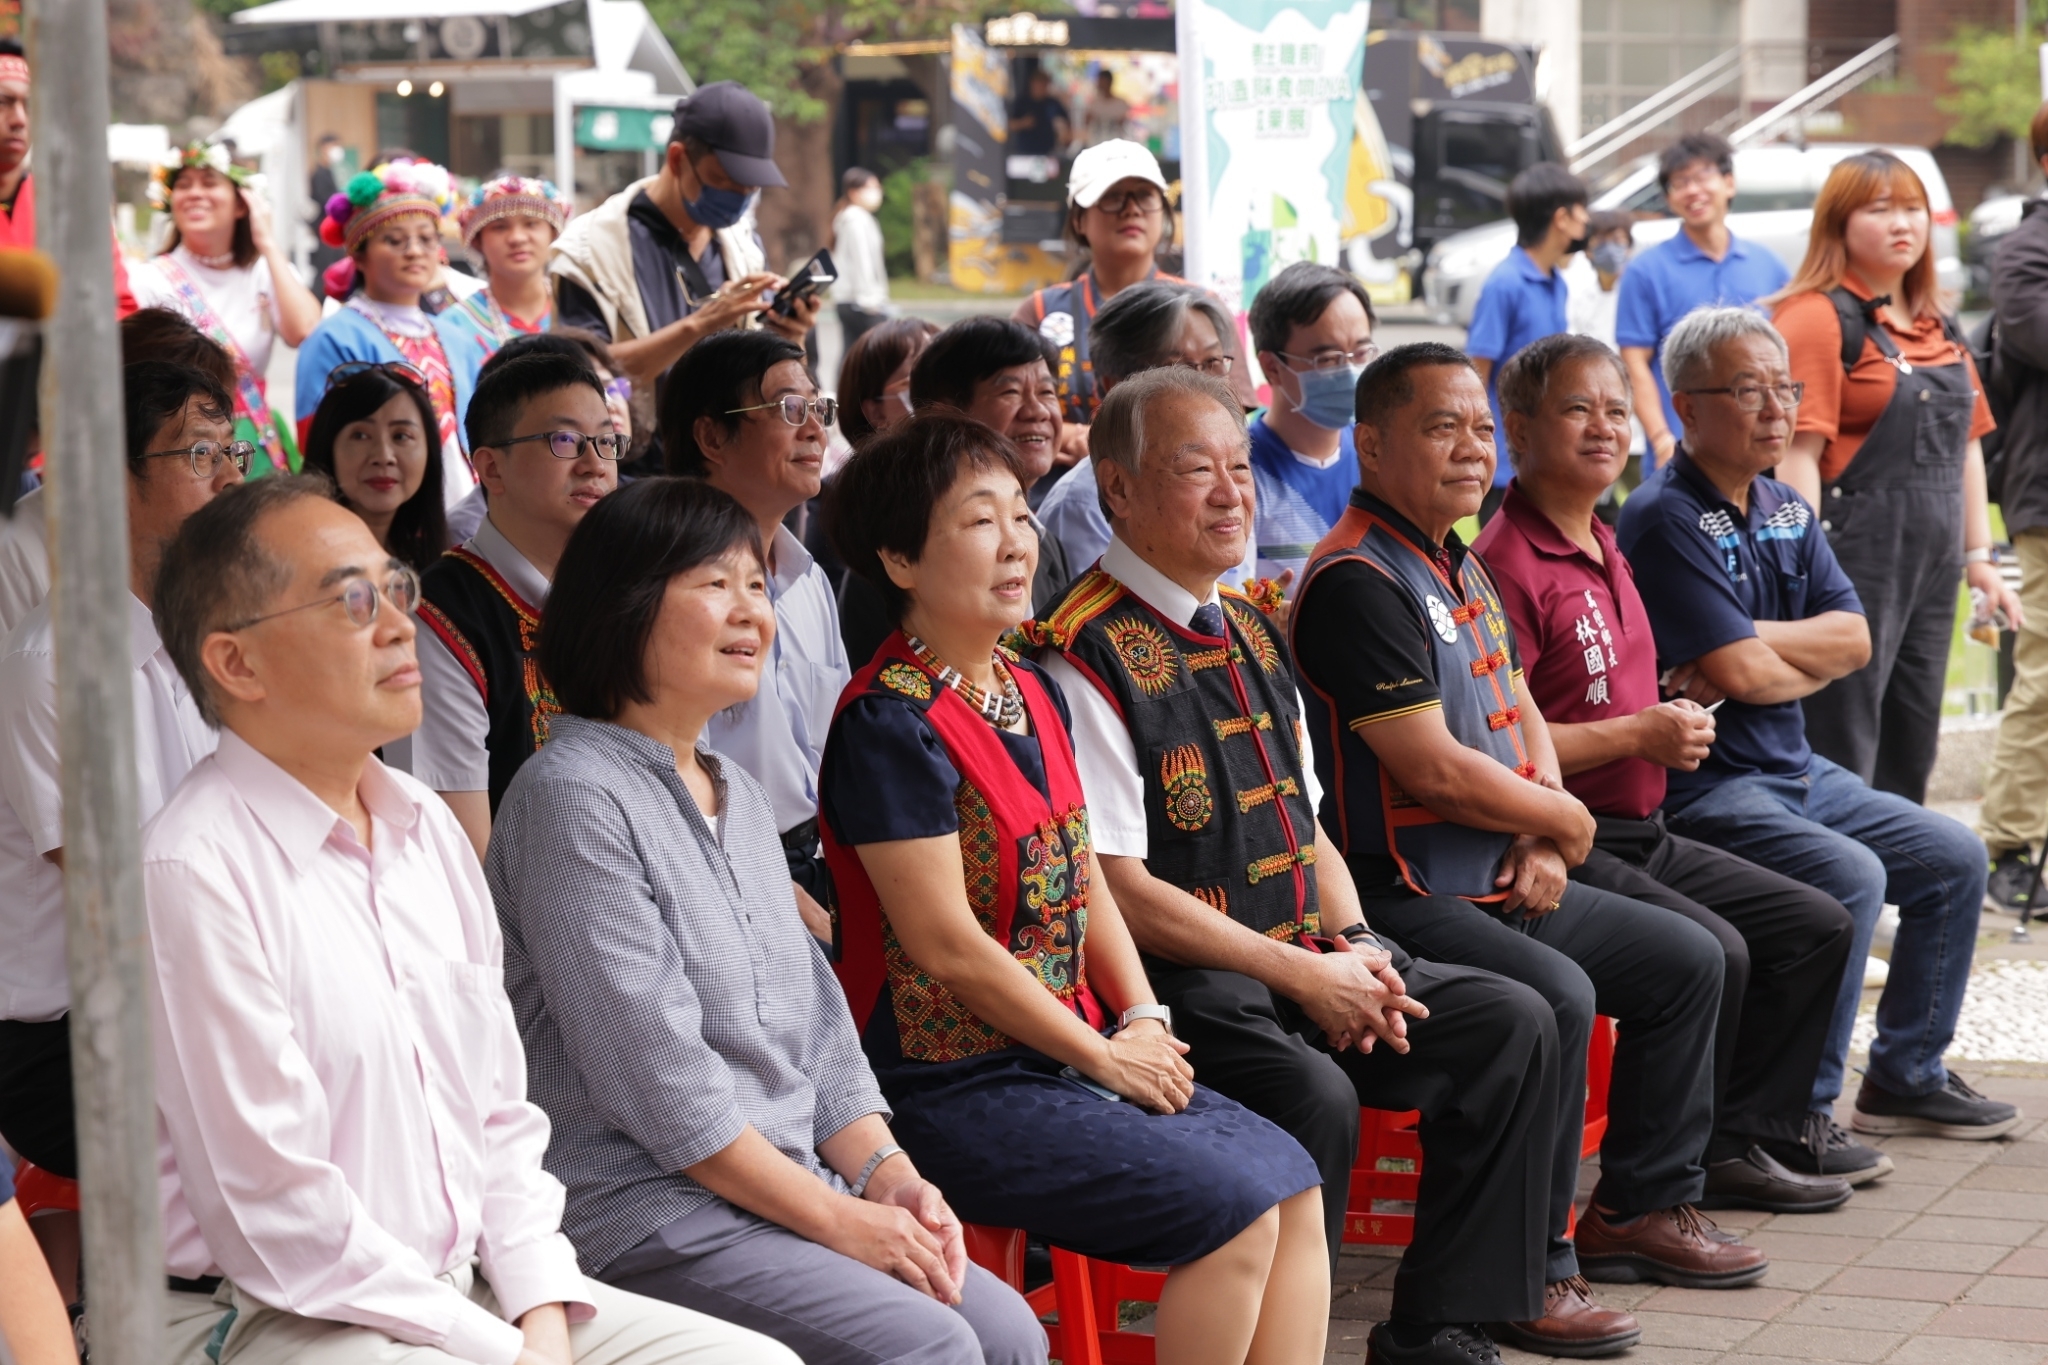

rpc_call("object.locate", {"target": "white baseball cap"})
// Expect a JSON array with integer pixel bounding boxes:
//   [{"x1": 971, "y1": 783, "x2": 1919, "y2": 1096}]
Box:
[{"x1": 1067, "y1": 139, "x2": 1169, "y2": 208}]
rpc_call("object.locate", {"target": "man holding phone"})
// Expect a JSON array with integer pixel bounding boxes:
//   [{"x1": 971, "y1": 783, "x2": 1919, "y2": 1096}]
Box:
[{"x1": 551, "y1": 82, "x2": 820, "y2": 391}]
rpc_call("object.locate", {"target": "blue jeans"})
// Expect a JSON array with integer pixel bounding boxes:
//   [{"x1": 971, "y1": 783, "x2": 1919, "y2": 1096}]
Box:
[{"x1": 1666, "y1": 755, "x2": 1985, "y2": 1106}]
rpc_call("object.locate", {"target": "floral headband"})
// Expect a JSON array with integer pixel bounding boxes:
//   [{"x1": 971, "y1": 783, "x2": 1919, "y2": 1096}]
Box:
[
  {"x1": 459, "y1": 174, "x2": 570, "y2": 247},
  {"x1": 147, "y1": 143, "x2": 262, "y2": 209},
  {"x1": 318, "y1": 158, "x2": 457, "y2": 254}
]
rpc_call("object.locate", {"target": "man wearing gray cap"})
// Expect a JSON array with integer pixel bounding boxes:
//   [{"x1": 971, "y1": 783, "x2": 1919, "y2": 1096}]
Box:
[{"x1": 552, "y1": 81, "x2": 820, "y2": 390}]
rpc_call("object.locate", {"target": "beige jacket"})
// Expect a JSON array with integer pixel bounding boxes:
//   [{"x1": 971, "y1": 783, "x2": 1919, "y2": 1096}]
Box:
[{"x1": 548, "y1": 175, "x2": 767, "y2": 344}]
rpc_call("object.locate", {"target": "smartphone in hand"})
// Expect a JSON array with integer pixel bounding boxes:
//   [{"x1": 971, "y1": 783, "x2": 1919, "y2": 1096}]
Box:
[{"x1": 771, "y1": 247, "x2": 838, "y2": 317}]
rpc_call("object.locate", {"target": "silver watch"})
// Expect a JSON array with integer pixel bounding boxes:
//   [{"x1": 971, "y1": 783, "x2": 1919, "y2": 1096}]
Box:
[{"x1": 1119, "y1": 1003, "x2": 1173, "y2": 1035}]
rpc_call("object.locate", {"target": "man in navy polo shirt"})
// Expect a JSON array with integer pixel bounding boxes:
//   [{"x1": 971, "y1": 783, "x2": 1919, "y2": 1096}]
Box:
[
  {"x1": 1618, "y1": 306, "x2": 2018, "y2": 1143},
  {"x1": 1475, "y1": 331, "x2": 1861, "y2": 1203},
  {"x1": 1615, "y1": 133, "x2": 1790, "y2": 469},
  {"x1": 1466, "y1": 162, "x2": 1587, "y2": 513}
]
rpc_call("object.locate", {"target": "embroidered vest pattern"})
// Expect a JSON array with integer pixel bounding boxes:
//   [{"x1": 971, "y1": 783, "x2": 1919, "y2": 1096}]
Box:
[{"x1": 417, "y1": 547, "x2": 562, "y2": 812}]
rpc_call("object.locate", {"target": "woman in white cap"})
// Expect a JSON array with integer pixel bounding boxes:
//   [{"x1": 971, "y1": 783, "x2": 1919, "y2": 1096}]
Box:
[{"x1": 448, "y1": 174, "x2": 573, "y2": 355}]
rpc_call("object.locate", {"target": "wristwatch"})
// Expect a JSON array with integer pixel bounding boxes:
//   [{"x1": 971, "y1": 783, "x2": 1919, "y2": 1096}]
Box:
[
  {"x1": 1118, "y1": 1003, "x2": 1174, "y2": 1035},
  {"x1": 1338, "y1": 923, "x2": 1383, "y2": 951}
]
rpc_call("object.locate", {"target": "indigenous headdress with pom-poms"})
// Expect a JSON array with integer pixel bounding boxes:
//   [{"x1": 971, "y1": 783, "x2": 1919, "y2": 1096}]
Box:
[
  {"x1": 318, "y1": 158, "x2": 458, "y2": 254},
  {"x1": 458, "y1": 174, "x2": 570, "y2": 248},
  {"x1": 148, "y1": 143, "x2": 262, "y2": 208}
]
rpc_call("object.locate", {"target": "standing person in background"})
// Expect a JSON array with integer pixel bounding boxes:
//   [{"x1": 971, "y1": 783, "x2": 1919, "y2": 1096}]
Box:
[
  {"x1": 447, "y1": 175, "x2": 572, "y2": 356},
  {"x1": 1081, "y1": 69, "x2": 1131, "y2": 147},
  {"x1": 1567, "y1": 211, "x2": 1634, "y2": 349},
  {"x1": 1773, "y1": 151, "x2": 2017, "y2": 806},
  {"x1": 308, "y1": 133, "x2": 346, "y2": 276},
  {"x1": 829, "y1": 168, "x2": 891, "y2": 351},
  {"x1": 1466, "y1": 162, "x2": 1587, "y2": 521},
  {"x1": 835, "y1": 316, "x2": 937, "y2": 449},
  {"x1": 1007, "y1": 66, "x2": 1070, "y2": 157},
  {"x1": 0, "y1": 38, "x2": 137, "y2": 312},
  {"x1": 134, "y1": 143, "x2": 322, "y2": 477},
  {"x1": 1245, "y1": 262, "x2": 1377, "y2": 585},
  {"x1": 300, "y1": 157, "x2": 486, "y2": 515},
  {"x1": 1617, "y1": 134, "x2": 1790, "y2": 469},
  {"x1": 1980, "y1": 103, "x2": 2048, "y2": 912},
  {"x1": 550, "y1": 82, "x2": 819, "y2": 390},
  {"x1": 298, "y1": 361, "x2": 449, "y2": 575}
]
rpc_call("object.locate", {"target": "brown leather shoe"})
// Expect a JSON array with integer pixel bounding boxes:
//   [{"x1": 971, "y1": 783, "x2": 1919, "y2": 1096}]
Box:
[
  {"x1": 1575, "y1": 1203, "x2": 1769, "y2": 1289},
  {"x1": 1492, "y1": 1276, "x2": 1642, "y2": 1358}
]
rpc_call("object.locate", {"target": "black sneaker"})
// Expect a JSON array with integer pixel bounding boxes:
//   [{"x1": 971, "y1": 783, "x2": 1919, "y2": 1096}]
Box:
[
  {"x1": 1988, "y1": 847, "x2": 2041, "y2": 914},
  {"x1": 1366, "y1": 1321, "x2": 1500, "y2": 1364},
  {"x1": 1759, "y1": 1111, "x2": 1894, "y2": 1185},
  {"x1": 1854, "y1": 1071, "x2": 2023, "y2": 1140}
]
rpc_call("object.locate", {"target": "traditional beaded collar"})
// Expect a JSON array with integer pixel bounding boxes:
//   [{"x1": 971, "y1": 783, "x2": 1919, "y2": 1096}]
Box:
[{"x1": 906, "y1": 635, "x2": 1025, "y2": 729}]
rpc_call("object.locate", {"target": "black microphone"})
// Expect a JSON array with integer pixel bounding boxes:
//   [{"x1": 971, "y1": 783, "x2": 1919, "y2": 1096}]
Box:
[{"x1": 0, "y1": 246, "x2": 56, "y2": 519}]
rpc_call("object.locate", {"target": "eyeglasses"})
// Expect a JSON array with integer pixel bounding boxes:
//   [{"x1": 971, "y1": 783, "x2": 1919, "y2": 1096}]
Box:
[
  {"x1": 326, "y1": 360, "x2": 430, "y2": 393},
  {"x1": 1275, "y1": 343, "x2": 1380, "y2": 374},
  {"x1": 728, "y1": 395, "x2": 838, "y2": 428},
  {"x1": 231, "y1": 567, "x2": 422, "y2": 632},
  {"x1": 1094, "y1": 186, "x2": 1165, "y2": 216},
  {"x1": 604, "y1": 375, "x2": 633, "y2": 404},
  {"x1": 1170, "y1": 355, "x2": 1236, "y2": 378},
  {"x1": 1679, "y1": 381, "x2": 1805, "y2": 412},
  {"x1": 143, "y1": 439, "x2": 254, "y2": 479},
  {"x1": 497, "y1": 429, "x2": 627, "y2": 461}
]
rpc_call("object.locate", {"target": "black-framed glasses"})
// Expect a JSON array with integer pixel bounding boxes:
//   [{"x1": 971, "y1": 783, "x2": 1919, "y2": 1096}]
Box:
[
  {"x1": 231, "y1": 567, "x2": 422, "y2": 632},
  {"x1": 1679, "y1": 381, "x2": 1805, "y2": 412},
  {"x1": 1094, "y1": 186, "x2": 1164, "y2": 215},
  {"x1": 326, "y1": 360, "x2": 430, "y2": 393},
  {"x1": 497, "y1": 429, "x2": 627, "y2": 461},
  {"x1": 143, "y1": 439, "x2": 253, "y2": 479},
  {"x1": 1170, "y1": 355, "x2": 1236, "y2": 378},
  {"x1": 727, "y1": 395, "x2": 838, "y2": 428},
  {"x1": 1275, "y1": 343, "x2": 1380, "y2": 373}
]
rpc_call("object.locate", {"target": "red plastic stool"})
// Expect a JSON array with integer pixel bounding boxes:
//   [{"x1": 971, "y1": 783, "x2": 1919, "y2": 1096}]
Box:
[
  {"x1": 11, "y1": 1160, "x2": 79, "y2": 1218},
  {"x1": 963, "y1": 1225, "x2": 1165, "y2": 1365}
]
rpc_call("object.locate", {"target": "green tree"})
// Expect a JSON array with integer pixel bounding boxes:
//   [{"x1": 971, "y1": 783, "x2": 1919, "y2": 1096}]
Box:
[{"x1": 1940, "y1": 1, "x2": 2048, "y2": 147}]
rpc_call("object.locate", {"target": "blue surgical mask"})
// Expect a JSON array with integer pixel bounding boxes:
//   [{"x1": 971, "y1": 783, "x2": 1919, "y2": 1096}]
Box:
[
  {"x1": 1589, "y1": 240, "x2": 1631, "y2": 276},
  {"x1": 1290, "y1": 362, "x2": 1368, "y2": 432},
  {"x1": 684, "y1": 181, "x2": 756, "y2": 230}
]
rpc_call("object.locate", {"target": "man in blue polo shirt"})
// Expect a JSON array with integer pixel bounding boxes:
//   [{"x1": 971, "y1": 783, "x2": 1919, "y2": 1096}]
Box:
[
  {"x1": 1467, "y1": 162, "x2": 1587, "y2": 511},
  {"x1": 1615, "y1": 133, "x2": 1789, "y2": 469},
  {"x1": 1618, "y1": 306, "x2": 2017, "y2": 1145}
]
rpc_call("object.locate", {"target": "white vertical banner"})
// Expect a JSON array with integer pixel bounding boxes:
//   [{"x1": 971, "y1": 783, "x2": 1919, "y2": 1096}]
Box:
[{"x1": 1176, "y1": 0, "x2": 1374, "y2": 317}]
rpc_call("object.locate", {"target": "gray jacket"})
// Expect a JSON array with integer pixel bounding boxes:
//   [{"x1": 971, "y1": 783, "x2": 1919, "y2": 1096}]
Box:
[{"x1": 1991, "y1": 198, "x2": 2048, "y2": 535}]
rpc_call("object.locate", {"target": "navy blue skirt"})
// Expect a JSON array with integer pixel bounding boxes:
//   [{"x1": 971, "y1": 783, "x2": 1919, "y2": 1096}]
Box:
[{"x1": 880, "y1": 1047, "x2": 1322, "y2": 1267}]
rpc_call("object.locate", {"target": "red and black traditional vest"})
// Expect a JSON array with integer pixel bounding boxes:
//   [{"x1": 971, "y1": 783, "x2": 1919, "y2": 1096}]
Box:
[
  {"x1": 1295, "y1": 504, "x2": 1534, "y2": 901},
  {"x1": 416, "y1": 547, "x2": 562, "y2": 813},
  {"x1": 823, "y1": 635, "x2": 1107, "y2": 1063},
  {"x1": 1036, "y1": 570, "x2": 1321, "y2": 943}
]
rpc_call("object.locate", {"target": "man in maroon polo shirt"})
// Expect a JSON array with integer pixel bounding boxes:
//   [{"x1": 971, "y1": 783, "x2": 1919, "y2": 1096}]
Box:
[{"x1": 1473, "y1": 332, "x2": 1864, "y2": 1209}]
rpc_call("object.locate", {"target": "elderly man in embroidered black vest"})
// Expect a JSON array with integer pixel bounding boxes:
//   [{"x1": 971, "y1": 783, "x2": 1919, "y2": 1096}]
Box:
[
  {"x1": 1035, "y1": 367, "x2": 1627, "y2": 1365},
  {"x1": 1290, "y1": 342, "x2": 1758, "y2": 1322}
]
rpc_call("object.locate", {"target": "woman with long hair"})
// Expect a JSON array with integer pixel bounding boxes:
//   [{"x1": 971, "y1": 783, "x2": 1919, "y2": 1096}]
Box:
[
  {"x1": 298, "y1": 361, "x2": 449, "y2": 574},
  {"x1": 835, "y1": 315, "x2": 938, "y2": 448},
  {"x1": 1771, "y1": 151, "x2": 2021, "y2": 803},
  {"x1": 132, "y1": 143, "x2": 322, "y2": 476}
]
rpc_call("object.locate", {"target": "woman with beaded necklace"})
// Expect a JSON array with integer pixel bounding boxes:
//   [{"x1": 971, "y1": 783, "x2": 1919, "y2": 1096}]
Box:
[
  {"x1": 132, "y1": 143, "x2": 321, "y2": 476},
  {"x1": 447, "y1": 174, "x2": 572, "y2": 356}
]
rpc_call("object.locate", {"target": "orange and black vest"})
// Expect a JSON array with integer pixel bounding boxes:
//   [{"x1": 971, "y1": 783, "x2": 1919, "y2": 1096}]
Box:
[
  {"x1": 1295, "y1": 504, "x2": 1533, "y2": 900},
  {"x1": 416, "y1": 547, "x2": 561, "y2": 812},
  {"x1": 1024, "y1": 267, "x2": 1184, "y2": 426},
  {"x1": 1037, "y1": 570, "x2": 1320, "y2": 943},
  {"x1": 823, "y1": 634, "x2": 1107, "y2": 1063}
]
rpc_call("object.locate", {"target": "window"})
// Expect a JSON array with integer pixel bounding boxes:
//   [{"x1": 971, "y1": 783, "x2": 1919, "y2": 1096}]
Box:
[{"x1": 1579, "y1": 0, "x2": 1737, "y2": 136}]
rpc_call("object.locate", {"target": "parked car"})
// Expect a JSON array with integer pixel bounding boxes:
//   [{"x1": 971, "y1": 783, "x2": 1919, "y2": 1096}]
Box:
[
  {"x1": 1419, "y1": 142, "x2": 1965, "y2": 326},
  {"x1": 1966, "y1": 190, "x2": 2028, "y2": 308}
]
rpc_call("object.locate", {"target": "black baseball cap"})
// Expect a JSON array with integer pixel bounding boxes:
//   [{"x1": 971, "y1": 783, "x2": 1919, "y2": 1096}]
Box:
[{"x1": 670, "y1": 81, "x2": 787, "y2": 189}]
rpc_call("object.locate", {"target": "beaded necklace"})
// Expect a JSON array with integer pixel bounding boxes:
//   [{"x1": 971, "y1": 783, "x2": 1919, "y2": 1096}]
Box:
[{"x1": 906, "y1": 634, "x2": 1025, "y2": 729}]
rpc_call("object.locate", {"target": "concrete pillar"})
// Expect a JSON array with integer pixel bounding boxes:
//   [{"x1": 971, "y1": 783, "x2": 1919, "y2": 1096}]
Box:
[
  {"x1": 1483, "y1": 0, "x2": 1581, "y2": 145},
  {"x1": 1740, "y1": 0, "x2": 1807, "y2": 116}
]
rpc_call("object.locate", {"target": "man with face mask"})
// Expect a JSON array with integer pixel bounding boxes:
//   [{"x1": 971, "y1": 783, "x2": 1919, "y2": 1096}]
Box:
[
  {"x1": 550, "y1": 82, "x2": 820, "y2": 392},
  {"x1": 1247, "y1": 263, "x2": 1378, "y2": 585}
]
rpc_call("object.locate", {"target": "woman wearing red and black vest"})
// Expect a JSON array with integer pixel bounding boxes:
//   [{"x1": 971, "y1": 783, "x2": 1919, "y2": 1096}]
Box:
[{"x1": 820, "y1": 413, "x2": 1330, "y2": 1362}]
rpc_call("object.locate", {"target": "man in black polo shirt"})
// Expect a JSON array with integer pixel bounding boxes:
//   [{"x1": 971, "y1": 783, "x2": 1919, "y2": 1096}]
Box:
[
  {"x1": 1292, "y1": 342, "x2": 1759, "y2": 1302},
  {"x1": 550, "y1": 82, "x2": 818, "y2": 393}
]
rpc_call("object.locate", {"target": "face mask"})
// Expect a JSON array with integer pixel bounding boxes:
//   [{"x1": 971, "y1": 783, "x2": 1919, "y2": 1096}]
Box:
[
  {"x1": 684, "y1": 175, "x2": 756, "y2": 230},
  {"x1": 855, "y1": 186, "x2": 883, "y2": 212},
  {"x1": 1290, "y1": 362, "x2": 1367, "y2": 432},
  {"x1": 1589, "y1": 240, "x2": 1630, "y2": 276}
]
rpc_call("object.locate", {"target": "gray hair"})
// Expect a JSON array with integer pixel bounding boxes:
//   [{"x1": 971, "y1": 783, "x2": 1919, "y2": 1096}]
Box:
[
  {"x1": 1090, "y1": 366, "x2": 1246, "y2": 483},
  {"x1": 1659, "y1": 305, "x2": 1788, "y2": 394},
  {"x1": 1089, "y1": 281, "x2": 1238, "y2": 391}
]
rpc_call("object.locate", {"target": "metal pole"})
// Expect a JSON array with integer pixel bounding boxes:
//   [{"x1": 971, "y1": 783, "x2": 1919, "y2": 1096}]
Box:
[{"x1": 28, "y1": 0, "x2": 163, "y2": 1358}]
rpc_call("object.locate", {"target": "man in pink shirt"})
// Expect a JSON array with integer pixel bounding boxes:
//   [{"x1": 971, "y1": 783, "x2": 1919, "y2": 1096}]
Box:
[{"x1": 141, "y1": 475, "x2": 795, "y2": 1365}]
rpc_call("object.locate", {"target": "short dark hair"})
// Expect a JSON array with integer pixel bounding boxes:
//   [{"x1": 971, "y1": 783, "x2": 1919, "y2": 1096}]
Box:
[
  {"x1": 465, "y1": 351, "x2": 607, "y2": 453},
  {"x1": 908, "y1": 317, "x2": 1054, "y2": 411},
  {"x1": 837, "y1": 316, "x2": 938, "y2": 445},
  {"x1": 1247, "y1": 261, "x2": 1376, "y2": 357},
  {"x1": 1353, "y1": 342, "x2": 1475, "y2": 430},
  {"x1": 842, "y1": 166, "x2": 878, "y2": 194},
  {"x1": 828, "y1": 411, "x2": 1026, "y2": 624},
  {"x1": 153, "y1": 474, "x2": 336, "y2": 727},
  {"x1": 485, "y1": 331, "x2": 598, "y2": 372},
  {"x1": 121, "y1": 308, "x2": 237, "y2": 394},
  {"x1": 1588, "y1": 209, "x2": 1634, "y2": 241},
  {"x1": 1090, "y1": 281, "x2": 1238, "y2": 390},
  {"x1": 538, "y1": 477, "x2": 764, "y2": 720},
  {"x1": 0, "y1": 38, "x2": 21, "y2": 58},
  {"x1": 1506, "y1": 162, "x2": 1589, "y2": 247},
  {"x1": 660, "y1": 330, "x2": 808, "y2": 477},
  {"x1": 126, "y1": 361, "x2": 232, "y2": 476},
  {"x1": 1496, "y1": 333, "x2": 1628, "y2": 420},
  {"x1": 300, "y1": 365, "x2": 448, "y2": 573},
  {"x1": 1658, "y1": 132, "x2": 1734, "y2": 192}
]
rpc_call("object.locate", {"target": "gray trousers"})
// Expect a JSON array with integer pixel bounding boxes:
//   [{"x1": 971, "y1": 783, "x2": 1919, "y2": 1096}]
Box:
[{"x1": 602, "y1": 1200, "x2": 1049, "y2": 1365}]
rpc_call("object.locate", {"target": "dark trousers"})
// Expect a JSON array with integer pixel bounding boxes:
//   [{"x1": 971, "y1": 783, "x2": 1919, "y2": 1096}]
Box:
[
  {"x1": 1147, "y1": 949, "x2": 1557, "y2": 1323},
  {"x1": 0, "y1": 1016, "x2": 75, "y2": 1178},
  {"x1": 1573, "y1": 815, "x2": 1854, "y2": 1156},
  {"x1": 1361, "y1": 880, "x2": 1721, "y2": 1273}
]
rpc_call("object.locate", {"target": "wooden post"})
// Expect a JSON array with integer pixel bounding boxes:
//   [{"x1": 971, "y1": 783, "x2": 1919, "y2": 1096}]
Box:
[{"x1": 28, "y1": 0, "x2": 163, "y2": 1358}]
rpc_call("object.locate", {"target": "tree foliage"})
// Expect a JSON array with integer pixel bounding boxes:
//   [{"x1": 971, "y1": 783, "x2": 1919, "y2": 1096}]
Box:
[{"x1": 1940, "y1": 3, "x2": 2048, "y2": 148}]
